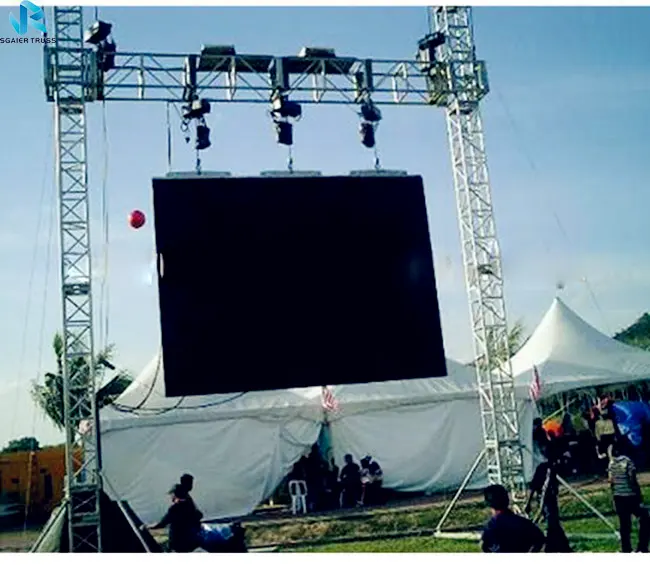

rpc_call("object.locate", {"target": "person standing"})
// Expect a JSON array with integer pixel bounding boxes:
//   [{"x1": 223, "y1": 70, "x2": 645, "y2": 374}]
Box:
[
  {"x1": 482, "y1": 484, "x2": 545, "y2": 553},
  {"x1": 524, "y1": 457, "x2": 572, "y2": 553},
  {"x1": 608, "y1": 443, "x2": 650, "y2": 553},
  {"x1": 179, "y1": 473, "x2": 203, "y2": 519},
  {"x1": 339, "y1": 454, "x2": 362, "y2": 508},
  {"x1": 143, "y1": 484, "x2": 202, "y2": 553}
]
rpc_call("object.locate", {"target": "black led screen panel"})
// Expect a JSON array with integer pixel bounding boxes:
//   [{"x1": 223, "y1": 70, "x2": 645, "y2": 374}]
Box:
[{"x1": 152, "y1": 174, "x2": 447, "y2": 396}]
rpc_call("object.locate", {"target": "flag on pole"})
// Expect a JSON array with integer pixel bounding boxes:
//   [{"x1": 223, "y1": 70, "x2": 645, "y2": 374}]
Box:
[
  {"x1": 529, "y1": 365, "x2": 542, "y2": 401},
  {"x1": 322, "y1": 386, "x2": 339, "y2": 412}
]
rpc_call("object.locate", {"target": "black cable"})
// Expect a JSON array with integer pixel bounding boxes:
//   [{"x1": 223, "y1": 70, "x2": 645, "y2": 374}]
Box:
[{"x1": 111, "y1": 391, "x2": 248, "y2": 415}]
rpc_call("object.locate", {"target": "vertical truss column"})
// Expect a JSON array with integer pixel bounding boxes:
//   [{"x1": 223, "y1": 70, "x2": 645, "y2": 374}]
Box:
[
  {"x1": 432, "y1": 6, "x2": 526, "y2": 498},
  {"x1": 52, "y1": 6, "x2": 102, "y2": 551}
]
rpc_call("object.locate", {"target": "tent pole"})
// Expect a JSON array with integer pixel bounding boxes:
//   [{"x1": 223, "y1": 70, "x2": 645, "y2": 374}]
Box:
[{"x1": 435, "y1": 449, "x2": 485, "y2": 533}]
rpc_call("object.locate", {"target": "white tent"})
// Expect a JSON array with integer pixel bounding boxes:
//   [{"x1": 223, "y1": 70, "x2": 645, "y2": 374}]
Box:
[
  {"x1": 326, "y1": 359, "x2": 488, "y2": 493},
  {"x1": 101, "y1": 356, "x2": 504, "y2": 523},
  {"x1": 101, "y1": 356, "x2": 323, "y2": 524},
  {"x1": 511, "y1": 297, "x2": 650, "y2": 399}
]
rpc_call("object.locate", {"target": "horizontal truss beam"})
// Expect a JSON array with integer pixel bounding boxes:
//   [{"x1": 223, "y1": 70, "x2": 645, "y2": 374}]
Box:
[{"x1": 44, "y1": 49, "x2": 488, "y2": 106}]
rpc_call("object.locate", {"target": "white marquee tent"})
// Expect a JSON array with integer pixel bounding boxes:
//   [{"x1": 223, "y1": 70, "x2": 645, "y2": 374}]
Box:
[
  {"x1": 100, "y1": 357, "x2": 323, "y2": 524},
  {"x1": 325, "y1": 359, "x2": 487, "y2": 494},
  {"x1": 101, "y1": 356, "x2": 516, "y2": 523},
  {"x1": 511, "y1": 297, "x2": 650, "y2": 399},
  {"x1": 100, "y1": 298, "x2": 650, "y2": 523}
]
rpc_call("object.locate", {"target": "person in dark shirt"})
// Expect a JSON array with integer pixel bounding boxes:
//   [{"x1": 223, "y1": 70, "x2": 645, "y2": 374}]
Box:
[
  {"x1": 525, "y1": 455, "x2": 571, "y2": 553},
  {"x1": 482, "y1": 484, "x2": 545, "y2": 553},
  {"x1": 532, "y1": 418, "x2": 550, "y2": 460},
  {"x1": 144, "y1": 484, "x2": 202, "y2": 553},
  {"x1": 180, "y1": 473, "x2": 194, "y2": 494},
  {"x1": 179, "y1": 473, "x2": 203, "y2": 520},
  {"x1": 339, "y1": 454, "x2": 362, "y2": 508}
]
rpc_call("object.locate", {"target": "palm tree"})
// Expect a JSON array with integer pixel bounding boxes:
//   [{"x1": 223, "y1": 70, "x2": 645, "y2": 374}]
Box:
[
  {"x1": 473, "y1": 320, "x2": 527, "y2": 372},
  {"x1": 31, "y1": 334, "x2": 133, "y2": 430}
]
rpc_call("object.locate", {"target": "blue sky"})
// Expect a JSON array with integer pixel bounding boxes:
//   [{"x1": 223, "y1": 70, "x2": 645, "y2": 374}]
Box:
[{"x1": 1, "y1": 6, "x2": 649, "y2": 448}]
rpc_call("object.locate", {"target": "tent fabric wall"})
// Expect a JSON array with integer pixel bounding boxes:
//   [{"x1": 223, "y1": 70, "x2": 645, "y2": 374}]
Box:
[
  {"x1": 102, "y1": 416, "x2": 320, "y2": 524},
  {"x1": 101, "y1": 355, "x2": 537, "y2": 522},
  {"x1": 328, "y1": 396, "x2": 536, "y2": 495},
  {"x1": 324, "y1": 359, "x2": 486, "y2": 493},
  {"x1": 101, "y1": 354, "x2": 323, "y2": 524},
  {"x1": 329, "y1": 397, "x2": 484, "y2": 493}
]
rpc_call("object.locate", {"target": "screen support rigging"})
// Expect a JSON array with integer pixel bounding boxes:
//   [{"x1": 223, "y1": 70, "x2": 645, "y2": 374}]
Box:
[{"x1": 44, "y1": 5, "x2": 525, "y2": 551}]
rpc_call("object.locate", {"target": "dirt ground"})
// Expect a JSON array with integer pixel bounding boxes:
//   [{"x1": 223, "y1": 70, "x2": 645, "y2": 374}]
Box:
[{"x1": 0, "y1": 527, "x2": 41, "y2": 553}]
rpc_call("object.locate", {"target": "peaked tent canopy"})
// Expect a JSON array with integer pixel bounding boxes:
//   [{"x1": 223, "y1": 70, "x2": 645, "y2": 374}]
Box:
[{"x1": 511, "y1": 297, "x2": 650, "y2": 399}]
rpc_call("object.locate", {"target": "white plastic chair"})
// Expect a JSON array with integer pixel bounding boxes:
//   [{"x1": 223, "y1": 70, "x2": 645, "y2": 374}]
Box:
[{"x1": 288, "y1": 480, "x2": 308, "y2": 515}]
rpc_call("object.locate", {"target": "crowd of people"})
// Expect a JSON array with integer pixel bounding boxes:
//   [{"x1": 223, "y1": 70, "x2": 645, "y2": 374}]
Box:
[
  {"x1": 482, "y1": 435, "x2": 649, "y2": 553},
  {"x1": 287, "y1": 446, "x2": 384, "y2": 511},
  {"x1": 537, "y1": 396, "x2": 650, "y2": 478},
  {"x1": 497, "y1": 396, "x2": 650, "y2": 554},
  {"x1": 142, "y1": 395, "x2": 648, "y2": 553}
]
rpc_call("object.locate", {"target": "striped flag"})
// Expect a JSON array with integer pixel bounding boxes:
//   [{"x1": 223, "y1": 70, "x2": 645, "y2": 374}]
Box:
[
  {"x1": 322, "y1": 386, "x2": 339, "y2": 412},
  {"x1": 529, "y1": 365, "x2": 542, "y2": 401}
]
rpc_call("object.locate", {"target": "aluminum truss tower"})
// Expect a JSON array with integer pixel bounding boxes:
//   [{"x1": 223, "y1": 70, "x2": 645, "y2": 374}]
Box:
[
  {"x1": 49, "y1": 6, "x2": 102, "y2": 552},
  {"x1": 432, "y1": 6, "x2": 526, "y2": 498},
  {"x1": 44, "y1": 7, "x2": 524, "y2": 552}
]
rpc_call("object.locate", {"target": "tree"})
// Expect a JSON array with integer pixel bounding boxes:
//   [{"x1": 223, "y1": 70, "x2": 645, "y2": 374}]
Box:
[
  {"x1": 614, "y1": 313, "x2": 650, "y2": 351},
  {"x1": 473, "y1": 320, "x2": 527, "y2": 372},
  {"x1": 30, "y1": 334, "x2": 133, "y2": 430},
  {"x1": 1, "y1": 436, "x2": 40, "y2": 453}
]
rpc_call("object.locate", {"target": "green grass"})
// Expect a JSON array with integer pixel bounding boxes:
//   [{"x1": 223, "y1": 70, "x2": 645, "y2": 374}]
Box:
[{"x1": 246, "y1": 482, "x2": 650, "y2": 553}]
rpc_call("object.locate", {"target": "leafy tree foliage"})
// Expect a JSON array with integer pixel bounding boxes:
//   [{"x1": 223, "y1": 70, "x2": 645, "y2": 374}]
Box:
[
  {"x1": 1, "y1": 436, "x2": 40, "y2": 453},
  {"x1": 30, "y1": 334, "x2": 132, "y2": 430}
]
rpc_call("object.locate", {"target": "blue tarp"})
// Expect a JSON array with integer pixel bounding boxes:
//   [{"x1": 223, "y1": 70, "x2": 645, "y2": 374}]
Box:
[{"x1": 612, "y1": 401, "x2": 650, "y2": 447}]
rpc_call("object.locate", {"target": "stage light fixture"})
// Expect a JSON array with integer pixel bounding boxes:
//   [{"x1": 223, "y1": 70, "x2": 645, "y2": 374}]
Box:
[
  {"x1": 272, "y1": 95, "x2": 302, "y2": 120},
  {"x1": 97, "y1": 358, "x2": 116, "y2": 371},
  {"x1": 196, "y1": 124, "x2": 211, "y2": 151},
  {"x1": 98, "y1": 39, "x2": 116, "y2": 72},
  {"x1": 183, "y1": 99, "x2": 211, "y2": 120},
  {"x1": 84, "y1": 20, "x2": 112, "y2": 45},
  {"x1": 298, "y1": 46, "x2": 336, "y2": 58},
  {"x1": 417, "y1": 32, "x2": 446, "y2": 68},
  {"x1": 275, "y1": 120, "x2": 293, "y2": 146},
  {"x1": 359, "y1": 101, "x2": 382, "y2": 123},
  {"x1": 359, "y1": 121, "x2": 376, "y2": 148}
]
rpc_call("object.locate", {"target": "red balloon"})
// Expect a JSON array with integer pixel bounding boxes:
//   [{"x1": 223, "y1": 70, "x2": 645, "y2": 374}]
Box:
[{"x1": 129, "y1": 210, "x2": 146, "y2": 229}]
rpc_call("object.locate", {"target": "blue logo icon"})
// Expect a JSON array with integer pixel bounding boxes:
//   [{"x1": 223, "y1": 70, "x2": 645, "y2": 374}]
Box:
[{"x1": 9, "y1": 1, "x2": 46, "y2": 35}]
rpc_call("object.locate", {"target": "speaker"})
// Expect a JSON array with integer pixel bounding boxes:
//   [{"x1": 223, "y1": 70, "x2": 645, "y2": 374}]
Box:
[{"x1": 152, "y1": 174, "x2": 447, "y2": 396}]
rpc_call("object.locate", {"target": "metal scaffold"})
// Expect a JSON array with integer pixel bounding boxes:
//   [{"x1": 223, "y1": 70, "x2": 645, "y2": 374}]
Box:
[
  {"x1": 433, "y1": 5, "x2": 526, "y2": 500},
  {"x1": 44, "y1": 5, "x2": 525, "y2": 550},
  {"x1": 50, "y1": 6, "x2": 102, "y2": 553}
]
